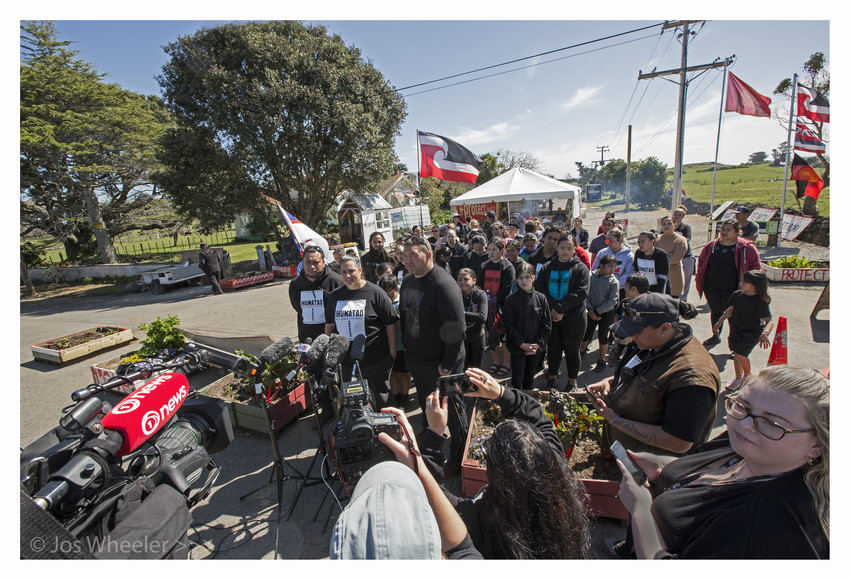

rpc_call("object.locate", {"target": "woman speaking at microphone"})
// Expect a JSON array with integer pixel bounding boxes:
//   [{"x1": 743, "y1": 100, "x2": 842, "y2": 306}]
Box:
[{"x1": 325, "y1": 254, "x2": 399, "y2": 408}]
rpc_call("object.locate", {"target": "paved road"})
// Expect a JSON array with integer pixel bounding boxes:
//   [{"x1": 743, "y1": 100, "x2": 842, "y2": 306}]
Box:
[{"x1": 18, "y1": 208, "x2": 829, "y2": 559}]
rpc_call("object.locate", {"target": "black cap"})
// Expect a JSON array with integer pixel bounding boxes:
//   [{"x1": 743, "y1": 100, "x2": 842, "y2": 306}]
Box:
[
  {"x1": 486, "y1": 211, "x2": 496, "y2": 218},
  {"x1": 609, "y1": 293, "x2": 680, "y2": 339},
  {"x1": 508, "y1": 220, "x2": 520, "y2": 229},
  {"x1": 733, "y1": 206, "x2": 750, "y2": 214}
]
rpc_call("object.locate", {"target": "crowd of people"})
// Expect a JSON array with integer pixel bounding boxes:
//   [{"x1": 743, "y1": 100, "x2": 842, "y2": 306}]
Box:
[{"x1": 278, "y1": 207, "x2": 828, "y2": 560}]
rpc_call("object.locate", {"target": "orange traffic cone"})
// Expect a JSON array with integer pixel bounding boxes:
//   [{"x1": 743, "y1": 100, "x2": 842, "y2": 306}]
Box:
[{"x1": 767, "y1": 316, "x2": 788, "y2": 366}]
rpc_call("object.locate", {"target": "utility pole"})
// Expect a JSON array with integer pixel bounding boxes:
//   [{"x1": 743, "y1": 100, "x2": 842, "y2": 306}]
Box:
[
  {"x1": 638, "y1": 21, "x2": 728, "y2": 211},
  {"x1": 596, "y1": 145, "x2": 610, "y2": 167},
  {"x1": 625, "y1": 125, "x2": 632, "y2": 211}
]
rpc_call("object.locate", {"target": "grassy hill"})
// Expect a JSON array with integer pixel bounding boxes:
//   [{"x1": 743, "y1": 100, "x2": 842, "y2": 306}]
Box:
[{"x1": 675, "y1": 162, "x2": 829, "y2": 216}]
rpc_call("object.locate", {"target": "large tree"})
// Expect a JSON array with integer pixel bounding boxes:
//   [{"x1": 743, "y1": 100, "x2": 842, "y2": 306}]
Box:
[
  {"x1": 774, "y1": 51, "x2": 829, "y2": 215},
  {"x1": 156, "y1": 21, "x2": 406, "y2": 229},
  {"x1": 629, "y1": 157, "x2": 668, "y2": 209},
  {"x1": 21, "y1": 21, "x2": 169, "y2": 264}
]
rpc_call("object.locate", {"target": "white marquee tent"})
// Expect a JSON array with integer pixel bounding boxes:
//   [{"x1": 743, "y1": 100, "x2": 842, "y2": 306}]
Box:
[{"x1": 449, "y1": 167, "x2": 583, "y2": 221}]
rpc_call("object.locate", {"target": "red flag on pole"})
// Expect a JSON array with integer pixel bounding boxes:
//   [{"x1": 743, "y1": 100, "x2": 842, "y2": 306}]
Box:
[{"x1": 724, "y1": 72, "x2": 772, "y2": 118}]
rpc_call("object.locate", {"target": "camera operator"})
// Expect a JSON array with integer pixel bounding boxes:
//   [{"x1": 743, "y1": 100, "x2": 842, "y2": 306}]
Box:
[
  {"x1": 397, "y1": 234, "x2": 468, "y2": 477},
  {"x1": 324, "y1": 254, "x2": 398, "y2": 408},
  {"x1": 410, "y1": 371, "x2": 591, "y2": 559},
  {"x1": 288, "y1": 245, "x2": 344, "y2": 343},
  {"x1": 331, "y1": 419, "x2": 483, "y2": 559}
]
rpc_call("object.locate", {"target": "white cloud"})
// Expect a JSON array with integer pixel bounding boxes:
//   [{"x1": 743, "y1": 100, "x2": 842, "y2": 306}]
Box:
[
  {"x1": 560, "y1": 85, "x2": 605, "y2": 113},
  {"x1": 451, "y1": 122, "x2": 517, "y2": 148}
]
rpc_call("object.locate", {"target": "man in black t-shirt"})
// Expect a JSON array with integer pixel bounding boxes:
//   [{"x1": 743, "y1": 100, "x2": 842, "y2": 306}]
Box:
[
  {"x1": 398, "y1": 235, "x2": 468, "y2": 478},
  {"x1": 733, "y1": 206, "x2": 759, "y2": 242}
]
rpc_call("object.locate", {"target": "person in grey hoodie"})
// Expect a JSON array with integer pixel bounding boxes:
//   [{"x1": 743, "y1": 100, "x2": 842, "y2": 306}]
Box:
[
  {"x1": 580, "y1": 254, "x2": 620, "y2": 373},
  {"x1": 591, "y1": 226, "x2": 634, "y2": 300}
]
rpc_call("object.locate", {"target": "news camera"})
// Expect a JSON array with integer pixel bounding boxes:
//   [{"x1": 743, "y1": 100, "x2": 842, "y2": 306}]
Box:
[{"x1": 322, "y1": 334, "x2": 402, "y2": 487}]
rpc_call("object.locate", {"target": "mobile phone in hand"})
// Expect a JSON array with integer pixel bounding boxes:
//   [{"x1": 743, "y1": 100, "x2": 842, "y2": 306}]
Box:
[
  {"x1": 437, "y1": 373, "x2": 478, "y2": 397},
  {"x1": 610, "y1": 440, "x2": 648, "y2": 486}
]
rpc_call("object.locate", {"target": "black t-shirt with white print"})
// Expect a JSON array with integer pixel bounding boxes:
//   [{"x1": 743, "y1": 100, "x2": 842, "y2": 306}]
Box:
[{"x1": 325, "y1": 281, "x2": 398, "y2": 367}]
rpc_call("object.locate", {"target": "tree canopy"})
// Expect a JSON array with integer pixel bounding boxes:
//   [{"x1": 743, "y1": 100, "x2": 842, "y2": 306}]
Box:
[
  {"x1": 475, "y1": 149, "x2": 543, "y2": 185},
  {"x1": 20, "y1": 21, "x2": 169, "y2": 263},
  {"x1": 155, "y1": 21, "x2": 407, "y2": 229}
]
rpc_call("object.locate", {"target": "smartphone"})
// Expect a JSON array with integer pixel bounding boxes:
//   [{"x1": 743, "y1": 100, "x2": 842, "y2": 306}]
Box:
[
  {"x1": 610, "y1": 440, "x2": 648, "y2": 486},
  {"x1": 437, "y1": 373, "x2": 478, "y2": 396}
]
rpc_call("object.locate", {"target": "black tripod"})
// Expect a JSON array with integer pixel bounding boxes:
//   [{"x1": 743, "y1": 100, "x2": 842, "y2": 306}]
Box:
[
  {"x1": 239, "y1": 381, "x2": 308, "y2": 515},
  {"x1": 286, "y1": 372, "x2": 347, "y2": 531}
]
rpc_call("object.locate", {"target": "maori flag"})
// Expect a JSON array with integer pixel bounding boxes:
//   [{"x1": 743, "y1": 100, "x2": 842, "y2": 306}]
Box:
[
  {"x1": 418, "y1": 131, "x2": 483, "y2": 183},
  {"x1": 797, "y1": 84, "x2": 830, "y2": 123},
  {"x1": 791, "y1": 154, "x2": 825, "y2": 201},
  {"x1": 724, "y1": 72, "x2": 771, "y2": 118},
  {"x1": 794, "y1": 123, "x2": 826, "y2": 154}
]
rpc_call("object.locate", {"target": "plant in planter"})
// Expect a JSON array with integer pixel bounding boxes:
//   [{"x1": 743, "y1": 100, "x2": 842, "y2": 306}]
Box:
[
  {"x1": 115, "y1": 315, "x2": 186, "y2": 372},
  {"x1": 199, "y1": 350, "x2": 311, "y2": 433}
]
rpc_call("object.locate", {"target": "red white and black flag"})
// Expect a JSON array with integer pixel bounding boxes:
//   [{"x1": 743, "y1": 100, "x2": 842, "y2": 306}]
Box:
[
  {"x1": 797, "y1": 84, "x2": 830, "y2": 123},
  {"x1": 794, "y1": 123, "x2": 827, "y2": 154},
  {"x1": 791, "y1": 154, "x2": 825, "y2": 201},
  {"x1": 724, "y1": 72, "x2": 772, "y2": 118},
  {"x1": 418, "y1": 131, "x2": 483, "y2": 183}
]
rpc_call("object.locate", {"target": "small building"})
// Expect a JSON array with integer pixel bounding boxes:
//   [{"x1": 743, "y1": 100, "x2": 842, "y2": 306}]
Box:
[{"x1": 336, "y1": 191, "x2": 394, "y2": 249}]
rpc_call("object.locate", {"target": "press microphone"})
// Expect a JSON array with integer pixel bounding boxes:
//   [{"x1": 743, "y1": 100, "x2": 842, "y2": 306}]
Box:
[
  {"x1": 350, "y1": 334, "x2": 366, "y2": 362},
  {"x1": 259, "y1": 336, "x2": 296, "y2": 368},
  {"x1": 319, "y1": 334, "x2": 350, "y2": 391},
  {"x1": 286, "y1": 333, "x2": 330, "y2": 381}
]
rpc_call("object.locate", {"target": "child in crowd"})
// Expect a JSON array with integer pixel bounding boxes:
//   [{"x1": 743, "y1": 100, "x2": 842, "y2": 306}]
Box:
[
  {"x1": 462, "y1": 234, "x2": 488, "y2": 278},
  {"x1": 435, "y1": 245, "x2": 453, "y2": 274},
  {"x1": 376, "y1": 261, "x2": 394, "y2": 283},
  {"x1": 519, "y1": 233, "x2": 538, "y2": 261},
  {"x1": 457, "y1": 268, "x2": 488, "y2": 370},
  {"x1": 712, "y1": 270, "x2": 774, "y2": 391},
  {"x1": 378, "y1": 274, "x2": 411, "y2": 408},
  {"x1": 501, "y1": 261, "x2": 551, "y2": 390},
  {"x1": 592, "y1": 226, "x2": 634, "y2": 300},
  {"x1": 580, "y1": 254, "x2": 619, "y2": 373},
  {"x1": 503, "y1": 238, "x2": 524, "y2": 292},
  {"x1": 478, "y1": 237, "x2": 516, "y2": 378}
]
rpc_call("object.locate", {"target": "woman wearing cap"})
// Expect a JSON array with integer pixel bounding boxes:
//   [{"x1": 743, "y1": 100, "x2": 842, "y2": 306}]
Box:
[
  {"x1": 695, "y1": 220, "x2": 761, "y2": 347},
  {"x1": 586, "y1": 292, "x2": 720, "y2": 457},
  {"x1": 613, "y1": 365, "x2": 828, "y2": 559}
]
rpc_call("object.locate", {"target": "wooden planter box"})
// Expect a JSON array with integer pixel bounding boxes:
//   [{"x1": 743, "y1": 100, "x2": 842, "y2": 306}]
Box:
[
  {"x1": 272, "y1": 264, "x2": 298, "y2": 278},
  {"x1": 32, "y1": 327, "x2": 134, "y2": 365},
  {"x1": 761, "y1": 262, "x2": 829, "y2": 283},
  {"x1": 90, "y1": 348, "x2": 196, "y2": 395},
  {"x1": 219, "y1": 272, "x2": 274, "y2": 291},
  {"x1": 197, "y1": 373, "x2": 309, "y2": 434},
  {"x1": 462, "y1": 397, "x2": 629, "y2": 521}
]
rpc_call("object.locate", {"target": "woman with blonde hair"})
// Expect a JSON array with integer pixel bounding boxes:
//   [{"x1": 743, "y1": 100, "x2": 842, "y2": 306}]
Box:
[{"x1": 614, "y1": 365, "x2": 828, "y2": 559}]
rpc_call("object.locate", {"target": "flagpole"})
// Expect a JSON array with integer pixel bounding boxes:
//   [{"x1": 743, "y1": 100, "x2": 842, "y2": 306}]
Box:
[
  {"x1": 778, "y1": 73, "x2": 797, "y2": 249},
  {"x1": 416, "y1": 129, "x2": 423, "y2": 232},
  {"x1": 709, "y1": 59, "x2": 731, "y2": 241}
]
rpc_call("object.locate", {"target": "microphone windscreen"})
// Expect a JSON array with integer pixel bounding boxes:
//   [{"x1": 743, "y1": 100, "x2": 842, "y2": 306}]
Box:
[
  {"x1": 324, "y1": 334, "x2": 350, "y2": 368},
  {"x1": 350, "y1": 334, "x2": 366, "y2": 362},
  {"x1": 305, "y1": 333, "x2": 330, "y2": 369},
  {"x1": 259, "y1": 336, "x2": 296, "y2": 367}
]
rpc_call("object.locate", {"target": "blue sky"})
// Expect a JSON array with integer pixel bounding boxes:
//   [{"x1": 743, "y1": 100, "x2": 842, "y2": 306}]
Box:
[{"x1": 37, "y1": 16, "x2": 830, "y2": 182}]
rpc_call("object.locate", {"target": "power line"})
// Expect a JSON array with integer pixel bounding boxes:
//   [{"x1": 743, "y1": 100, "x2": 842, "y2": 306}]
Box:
[
  {"x1": 397, "y1": 21, "x2": 665, "y2": 92},
  {"x1": 402, "y1": 33, "x2": 658, "y2": 97}
]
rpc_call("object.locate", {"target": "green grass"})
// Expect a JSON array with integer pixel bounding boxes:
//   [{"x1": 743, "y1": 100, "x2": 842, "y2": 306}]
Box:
[{"x1": 677, "y1": 162, "x2": 829, "y2": 216}]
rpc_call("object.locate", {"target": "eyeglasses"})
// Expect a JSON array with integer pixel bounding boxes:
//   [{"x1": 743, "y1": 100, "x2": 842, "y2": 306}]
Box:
[{"x1": 724, "y1": 394, "x2": 815, "y2": 441}]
